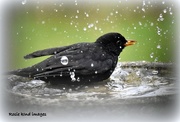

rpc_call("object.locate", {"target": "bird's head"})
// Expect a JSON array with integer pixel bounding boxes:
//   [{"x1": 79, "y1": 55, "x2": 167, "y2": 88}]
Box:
[{"x1": 95, "y1": 32, "x2": 136, "y2": 56}]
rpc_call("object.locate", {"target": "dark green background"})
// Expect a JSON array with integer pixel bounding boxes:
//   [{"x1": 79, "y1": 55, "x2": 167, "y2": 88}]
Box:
[{"x1": 8, "y1": 0, "x2": 176, "y2": 69}]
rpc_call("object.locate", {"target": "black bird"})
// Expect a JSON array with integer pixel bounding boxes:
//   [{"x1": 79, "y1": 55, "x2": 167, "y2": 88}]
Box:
[{"x1": 9, "y1": 32, "x2": 136, "y2": 84}]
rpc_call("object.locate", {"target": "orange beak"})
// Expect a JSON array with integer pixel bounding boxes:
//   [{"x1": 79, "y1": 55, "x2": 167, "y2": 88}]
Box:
[{"x1": 124, "y1": 40, "x2": 136, "y2": 46}]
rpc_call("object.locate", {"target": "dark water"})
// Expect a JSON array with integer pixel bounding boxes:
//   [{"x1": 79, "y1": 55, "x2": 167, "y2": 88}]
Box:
[{"x1": 5, "y1": 62, "x2": 177, "y2": 122}]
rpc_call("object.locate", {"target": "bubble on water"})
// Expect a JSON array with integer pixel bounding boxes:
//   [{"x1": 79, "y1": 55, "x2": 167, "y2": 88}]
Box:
[
  {"x1": 95, "y1": 71, "x2": 98, "y2": 74},
  {"x1": 22, "y1": 0, "x2": 27, "y2": 5},
  {"x1": 157, "y1": 44, "x2": 161, "y2": 49},
  {"x1": 150, "y1": 52, "x2": 154, "y2": 58},
  {"x1": 61, "y1": 56, "x2": 69, "y2": 65}
]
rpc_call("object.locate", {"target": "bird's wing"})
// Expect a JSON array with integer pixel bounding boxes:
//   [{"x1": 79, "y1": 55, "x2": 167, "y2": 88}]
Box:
[
  {"x1": 32, "y1": 44, "x2": 114, "y2": 78},
  {"x1": 24, "y1": 45, "x2": 73, "y2": 59}
]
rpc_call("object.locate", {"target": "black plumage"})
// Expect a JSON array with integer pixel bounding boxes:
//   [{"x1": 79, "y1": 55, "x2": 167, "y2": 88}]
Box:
[{"x1": 9, "y1": 32, "x2": 136, "y2": 84}]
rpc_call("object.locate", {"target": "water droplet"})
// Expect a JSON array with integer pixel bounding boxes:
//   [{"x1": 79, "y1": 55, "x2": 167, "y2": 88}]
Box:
[
  {"x1": 75, "y1": 15, "x2": 78, "y2": 18},
  {"x1": 88, "y1": 23, "x2": 94, "y2": 28},
  {"x1": 139, "y1": 22, "x2": 142, "y2": 26},
  {"x1": 142, "y1": 8, "x2": 145, "y2": 12},
  {"x1": 70, "y1": 72, "x2": 76, "y2": 81},
  {"x1": 42, "y1": 21, "x2": 45, "y2": 24},
  {"x1": 154, "y1": 57, "x2": 158, "y2": 62},
  {"x1": 52, "y1": 27, "x2": 57, "y2": 31},
  {"x1": 91, "y1": 63, "x2": 94, "y2": 67},
  {"x1": 156, "y1": 26, "x2": 161, "y2": 35},
  {"x1": 60, "y1": 56, "x2": 69, "y2": 65},
  {"x1": 157, "y1": 44, "x2": 161, "y2": 49},
  {"x1": 150, "y1": 22, "x2": 154, "y2": 26},
  {"x1": 85, "y1": 12, "x2": 89, "y2": 17},
  {"x1": 95, "y1": 71, "x2": 98, "y2": 74},
  {"x1": 163, "y1": 9, "x2": 167, "y2": 13},
  {"x1": 22, "y1": 0, "x2": 27, "y2": 5},
  {"x1": 136, "y1": 71, "x2": 140, "y2": 76},
  {"x1": 69, "y1": 88, "x2": 72, "y2": 92},
  {"x1": 83, "y1": 27, "x2": 87, "y2": 31},
  {"x1": 54, "y1": 9, "x2": 58, "y2": 12},
  {"x1": 94, "y1": 26, "x2": 98, "y2": 30},
  {"x1": 77, "y1": 10, "x2": 79, "y2": 13},
  {"x1": 150, "y1": 52, "x2": 154, "y2": 58},
  {"x1": 157, "y1": 14, "x2": 164, "y2": 21}
]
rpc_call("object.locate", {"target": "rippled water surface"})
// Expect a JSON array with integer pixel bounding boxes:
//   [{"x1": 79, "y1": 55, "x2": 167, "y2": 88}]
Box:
[
  {"x1": 5, "y1": 62, "x2": 177, "y2": 122},
  {"x1": 6, "y1": 62, "x2": 176, "y2": 105}
]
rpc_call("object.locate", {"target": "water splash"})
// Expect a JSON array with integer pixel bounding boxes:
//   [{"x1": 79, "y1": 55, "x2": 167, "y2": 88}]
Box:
[
  {"x1": 150, "y1": 52, "x2": 154, "y2": 58},
  {"x1": 70, "y1": 72, "x2": 76, "y2": 81}
]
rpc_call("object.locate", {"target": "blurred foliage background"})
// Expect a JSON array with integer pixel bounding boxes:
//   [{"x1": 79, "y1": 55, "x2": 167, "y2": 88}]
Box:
[{"x1": 7, "y1": 0, "x2": 176, "y2": 69}]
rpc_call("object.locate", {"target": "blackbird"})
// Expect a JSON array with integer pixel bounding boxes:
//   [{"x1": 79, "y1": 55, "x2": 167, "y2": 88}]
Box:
[{"x1": 9, "y1": 32, "x2": 136, "y2": 84}]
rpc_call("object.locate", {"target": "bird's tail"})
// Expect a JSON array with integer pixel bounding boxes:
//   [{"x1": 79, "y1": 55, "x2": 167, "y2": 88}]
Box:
[{"x1": 7, "y1": 67, "x2": 36, "y2": 78}]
